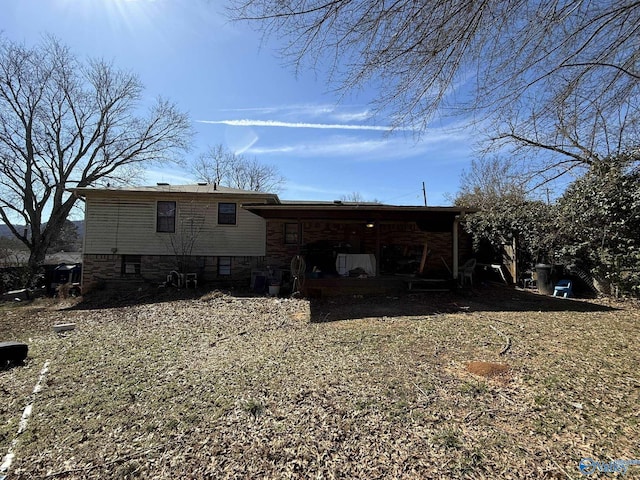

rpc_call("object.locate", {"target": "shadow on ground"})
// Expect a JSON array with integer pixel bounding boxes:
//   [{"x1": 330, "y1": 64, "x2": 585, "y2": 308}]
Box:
[
  {"x1": 308, "y1": 285, "x2": 618, "y2": 322},
  {"x1": 64, "y1": 281, "x2": 618, "y2": 321}
]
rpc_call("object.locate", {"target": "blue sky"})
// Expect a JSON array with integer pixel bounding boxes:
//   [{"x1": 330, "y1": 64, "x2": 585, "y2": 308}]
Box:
[{"x1": 0, "y1": 0, "x2": 476, "y2": 206}]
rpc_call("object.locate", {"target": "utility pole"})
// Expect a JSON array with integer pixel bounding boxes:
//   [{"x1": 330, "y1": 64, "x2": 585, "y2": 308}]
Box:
[{"x1": 422, "y1": 181, "x2": 427, "y2": 206}]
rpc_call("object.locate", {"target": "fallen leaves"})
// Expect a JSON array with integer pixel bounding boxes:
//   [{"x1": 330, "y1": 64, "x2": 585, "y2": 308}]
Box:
[{"x1": 0, "y1": 288, "x2": 638, "y2": 478}]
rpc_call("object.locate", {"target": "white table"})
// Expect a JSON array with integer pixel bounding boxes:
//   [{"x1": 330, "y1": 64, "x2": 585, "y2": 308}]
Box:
[
  {"x1": 477, "y1": 263, "x2": 508, "y2": 284},
  {"x1": 336, "y1": 253, "x2": 376, "y2": 276}
]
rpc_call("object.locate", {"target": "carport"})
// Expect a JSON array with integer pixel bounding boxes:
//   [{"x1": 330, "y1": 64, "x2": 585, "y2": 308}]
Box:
[{"x1": 243, "y1": 201, "x2": 476, "y2": 295}]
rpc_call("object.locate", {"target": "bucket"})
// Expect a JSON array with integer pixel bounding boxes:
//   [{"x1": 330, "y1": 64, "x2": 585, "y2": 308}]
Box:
[{"x1": 268, "y1": 285, "x2": 280, "y2": 296}]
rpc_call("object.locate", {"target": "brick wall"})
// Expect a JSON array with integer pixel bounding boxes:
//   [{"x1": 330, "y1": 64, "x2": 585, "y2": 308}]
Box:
[
  {"x1": 266, "y1": 221, "x2": 302, "y2": 269},
  {"x1": 82, "y1": 254, "x2": 264, "y2": 289},
  {"x1": 264, "y1": 220, "x2": 473, "y2": 277},
  {"x1": 82, "y1": 254, "x2": 121, "y2": 287},
  {"x1": 82, "y1": 218, "x2": 473, "y2": 289}
]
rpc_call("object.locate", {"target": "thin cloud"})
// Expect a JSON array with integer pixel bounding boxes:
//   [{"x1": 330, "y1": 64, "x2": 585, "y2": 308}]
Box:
[
  {"x1": 198, "y1": 119, "x2": 413, "y2": 132},
  {"x1": 247, "y1": 145, "x2": 297, "y2": 155},
  {"x1": 144, "y1": 168, "x2": 193, "y2": 185},
  {"x1": 248, "y1": 138, "x2": 389, "y2": 157},
  {"x1": 246, "y1": 128, "x2": 472, "y2": 161},
  {"x1": 216, "y1": 104, "x2": 335, "y2": 116},
  {"x1": 332, "y1": 110, "x2": 372, "y2": 123}
]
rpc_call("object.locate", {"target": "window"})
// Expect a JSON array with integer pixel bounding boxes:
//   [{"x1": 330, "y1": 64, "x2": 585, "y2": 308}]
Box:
[
  {"x1": 218, "y1": 256, "x2": 231, "y2": 276},
  {"x1": 157, "y1": 201, "x2": 176, "y2": 233},
  {"x1": 218, "y1": 202, "x2": 237, "y2": 225},
  {"x1": 284, "y1": 223, "x2": 300, "y2": 244},
  {"x1": 121, "y1": 255, "x2": 141, "y2": 276}
]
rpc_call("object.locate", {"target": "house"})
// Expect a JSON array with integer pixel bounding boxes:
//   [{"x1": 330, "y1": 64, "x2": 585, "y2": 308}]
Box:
[
  {"x1": 74, "y1": 184, "x2": 278, "y2": 288},
  {"x1": 75, "y1": 184, "x2": 476, "y2": 294},
  {"x1": 242, "y1": 200, "x2": 476, "y2": 295}
]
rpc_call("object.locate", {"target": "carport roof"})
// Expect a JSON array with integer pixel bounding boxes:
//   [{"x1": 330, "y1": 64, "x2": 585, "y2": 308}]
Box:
[{"x1": 242, "y1": 201, "x2": 477, "y2": 231}]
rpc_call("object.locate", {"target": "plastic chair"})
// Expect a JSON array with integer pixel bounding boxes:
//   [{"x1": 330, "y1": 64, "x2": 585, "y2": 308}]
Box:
[
  {"x1": 458, "y1": 258, "x2": 477, "y2": 286},
  {"x1": 553, "y1": 279, "x2": 573, "y2": 298}
]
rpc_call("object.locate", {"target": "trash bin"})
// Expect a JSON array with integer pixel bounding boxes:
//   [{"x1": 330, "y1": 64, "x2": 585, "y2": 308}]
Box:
[{"x1": 535, "y1": 263, "x2": 554, "y2": 295}]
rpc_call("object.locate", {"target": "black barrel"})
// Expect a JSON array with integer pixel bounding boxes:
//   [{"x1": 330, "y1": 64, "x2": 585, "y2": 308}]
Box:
[{"x1": 535, "y1": 263, "x2": 554, "y2": 295}]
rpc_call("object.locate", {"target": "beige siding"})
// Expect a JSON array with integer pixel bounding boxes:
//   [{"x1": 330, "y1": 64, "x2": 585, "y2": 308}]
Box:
[{"x1": 84, "y1": 192, "x2": 267, "y2": 256}]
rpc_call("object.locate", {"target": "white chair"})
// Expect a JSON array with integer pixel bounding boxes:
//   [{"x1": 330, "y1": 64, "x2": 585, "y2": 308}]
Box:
[
  {"x1": 553, "y1": 279, "x2": 572, "y2": 298},
  {"x1": 458, "y1": 258, "x2": 477, "y2": 287},
  {"x1": 185, "y1": 273, "x2": 198, "y2": 288}
]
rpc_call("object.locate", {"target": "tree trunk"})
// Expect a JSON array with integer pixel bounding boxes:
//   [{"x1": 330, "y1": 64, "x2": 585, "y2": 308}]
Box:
[{"x1": 27, "y1": 244, "x2": 47, "y2": 285}]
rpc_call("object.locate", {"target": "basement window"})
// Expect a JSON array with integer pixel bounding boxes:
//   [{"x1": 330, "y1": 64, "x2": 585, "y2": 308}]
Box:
[
  {"x1": 121, "y1": 255, "x2": 141, "y2": 276},
  {"x1": 217, "y1": 257, "x2": 231, "y2": 276}
]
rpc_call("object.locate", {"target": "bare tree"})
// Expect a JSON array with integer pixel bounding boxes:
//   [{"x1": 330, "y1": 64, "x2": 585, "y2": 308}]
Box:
[
  {"x1": 0, "y1": 35, "x2": 192, "y2": 272},
  {"x1": 486, "y1": 91, "x2": 640, "y2": 191},
  {"x1": 49, "y1": 220, "x2": 81, "y2": 252},
  {"x1": 192, "y1": 144, "x2": 237, "y2": 186},
  {"x1": 230, "y1": 1, "x2": 640, "y2": 185},
  {"x1": 454, "y1": 157, "x2": 528, "y2": 209},
  {"x1": 192, "y1": 144, "x2": 285, "y2": 193},
  {"x1": 340, "y1": 192, "x2": 366, "y2": 203},
  {"x1": 168, "y1": 202, "x2": 210, "y2": 275},
  {"x1": 339, "y1": 192, "x2": 382, "y2": 204}
]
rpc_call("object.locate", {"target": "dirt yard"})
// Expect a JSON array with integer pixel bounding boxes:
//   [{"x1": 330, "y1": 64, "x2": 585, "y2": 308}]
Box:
[{"x1": 1, "y1": 286, "x2": 639, "y2": 479}]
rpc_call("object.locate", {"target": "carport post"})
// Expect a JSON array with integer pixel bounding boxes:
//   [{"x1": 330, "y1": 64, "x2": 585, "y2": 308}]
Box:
[
  {"x1": 453, "y1": 215, "x2": 460, "y2": 281},
  {"x1": 375, "y1": 220, "x2": 381, "y2": 275}
]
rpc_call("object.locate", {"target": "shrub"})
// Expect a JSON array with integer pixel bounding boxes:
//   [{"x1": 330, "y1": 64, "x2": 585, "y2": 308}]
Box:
[{"x1": 557, "y1": 159, "x2": 640, "y2": 296}]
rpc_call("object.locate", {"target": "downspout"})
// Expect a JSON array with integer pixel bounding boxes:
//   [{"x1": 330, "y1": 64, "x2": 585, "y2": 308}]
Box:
[
  {"x1": 113, "y1": 198, "x2": 120, "y2": 254},
  {"x1": 76, "y1": 192, "x2": 88, "y2": 287}
]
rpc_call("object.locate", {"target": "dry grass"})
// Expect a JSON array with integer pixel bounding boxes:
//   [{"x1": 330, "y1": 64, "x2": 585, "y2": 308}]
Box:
[{"x1": 1, "y1": 286, "x2": 639, "y2": 479}]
